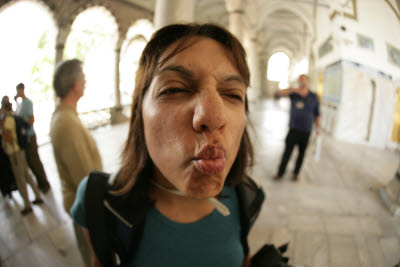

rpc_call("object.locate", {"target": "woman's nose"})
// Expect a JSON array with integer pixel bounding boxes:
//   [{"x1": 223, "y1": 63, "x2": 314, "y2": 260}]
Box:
[{"x1": 192, "y1": 90, "x2": 226, "y2": 133}]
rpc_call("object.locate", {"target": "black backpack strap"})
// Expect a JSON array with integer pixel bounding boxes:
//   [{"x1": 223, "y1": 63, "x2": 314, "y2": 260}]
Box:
[
  {"x1": 85, "y1": 170, "x2": 153, "y2": 267},
  {"x1": 237, "y1": 176, "x2": 265, "y2": 257},
  {"x1": 85, "y1": 170, "x2": 115, "y2": 267}
]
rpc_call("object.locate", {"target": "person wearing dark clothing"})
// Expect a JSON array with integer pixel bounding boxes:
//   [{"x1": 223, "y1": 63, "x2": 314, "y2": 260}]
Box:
[
  {"x1": 0, "y1": 96, "x2": 17, "y2": 198},
  {"x1": 1, "y1": 95, "x2": 43, "y2": 215},
  {"x1": 0, "y1": 134, "x2": 17, "y2": 198},
  {"x1": 15, "y1": 83, "x2": 51, "y2": 193},
  {"x1": 274, "y1": 75, "x2": 320, "y2": 181}
]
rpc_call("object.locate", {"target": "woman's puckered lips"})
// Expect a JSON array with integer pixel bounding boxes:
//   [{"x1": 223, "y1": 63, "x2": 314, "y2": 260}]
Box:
[{"x1": 194, "y1": 145, "x2": 226, "y2": 175}]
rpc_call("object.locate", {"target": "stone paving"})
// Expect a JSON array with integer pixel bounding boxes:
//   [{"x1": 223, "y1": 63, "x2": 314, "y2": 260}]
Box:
[
  {"x1": 248, "y1": 100, "x2": 400, "y2": 267},
  {"x1": 1, "y1": 99, "x2": 399, "y2": 267}
]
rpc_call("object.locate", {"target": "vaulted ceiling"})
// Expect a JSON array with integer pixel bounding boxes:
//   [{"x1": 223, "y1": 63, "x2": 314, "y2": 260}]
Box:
[{"x1": 120, "y1": 0, "x2": 337, "y2": 62}]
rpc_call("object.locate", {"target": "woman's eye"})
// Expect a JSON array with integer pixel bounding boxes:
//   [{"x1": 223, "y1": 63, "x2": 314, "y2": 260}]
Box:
[
  {"x1": 159, "y1": 87, "x2": 189, "y2": 96},
  {"x1": 223, "y1": 93, "x2": 244, "y2": 102},
  {"x1": 220, "y1": 87, "x2": 245, "y2": 103},
  {"x1": 229, "y1": 94, "x2": 243, "y2": 101}
]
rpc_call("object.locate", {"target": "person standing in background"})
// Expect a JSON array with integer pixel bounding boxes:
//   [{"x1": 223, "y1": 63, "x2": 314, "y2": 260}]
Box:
[
  {"x1": 1, "y1": 96, "x2": 43, "y2": 215},
  {"x1": 15, "y1": 83, "x2": 51, "y2": 193},
  {"x1": 0, "y1": 96, "x2": 17, "y2": 199},
  {"x1": 273, "y1": 74, "x2": 320, "y2": 181},
  {"x1": 50, "y1": 59, "x2": 103, "y2": 267}
]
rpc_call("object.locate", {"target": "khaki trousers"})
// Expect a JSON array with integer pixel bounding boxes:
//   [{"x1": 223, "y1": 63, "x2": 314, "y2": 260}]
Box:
[{"x1": 8, "y1": 150, "x2": 41, "y2": 209}]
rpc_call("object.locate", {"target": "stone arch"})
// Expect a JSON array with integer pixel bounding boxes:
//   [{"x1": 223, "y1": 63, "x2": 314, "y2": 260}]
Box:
[
  {"x1": 119, "y1": 34, "x2": 147, "y2": 103},
  {"x1": 264, "y1": 41, "x2": 294, "y2": 88},
  {"x1": 0, "y1": 0, "x2": 57, "y2": 26},
  {"x1": 64, "y1": 5, "x2": 120, "y2": 112},
  {"x1": 270, "y1": 47, "x2": 293, "y2": 61},
  {"x1": 123, "y1": 18, "x2": 154, "y2": 45},
  {"x1": 124, "y1": 34, "x2": 147, "y2": 49},
  {"x1": 0, "y1": 0, "x2": 59, "y2": 144},
  {"x1": 64, "y1": 5, "x2": 119, "y2": 61},
  {"x1": 70, "y1": 4, "x2": 120, "y2": 44},
  {"x1": 0, "y1": 0, "x2": 58, "y2": 93},
  {"x1": 259, "y1": 8, "x2": 310, "y2": 61},
  {"x1": 53, "y1": 2, "x2": 122, "y2": 64},
  {"x1": 267, "y1": 51, "x2": 290, "y2": 78},
  {"x1": 268, "y1": 35, "x2": 301, "y2": 54},
  {"x1": 258, "y1": 3, "x2": 314, "y2": 41},
  {"x1": 119, "y1": 18, "x2": 154, "y2": 105}
]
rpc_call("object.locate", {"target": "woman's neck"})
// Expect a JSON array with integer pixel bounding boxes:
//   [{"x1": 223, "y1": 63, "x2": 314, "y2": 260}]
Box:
[{"x1": 150, "y1": 184, "x2": 215, "y2": 223}]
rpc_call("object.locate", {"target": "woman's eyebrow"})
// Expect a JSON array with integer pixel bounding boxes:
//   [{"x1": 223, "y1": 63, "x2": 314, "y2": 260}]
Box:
[
  {"x1": 223, "y1": 75, "x2": 247, "y2": 86},
  {"x1": 157, "y1": 65, "x2": 194, "y2": 79},
  {"x1": 157, "y1": 65, "x2": 247, "y2": 86}
]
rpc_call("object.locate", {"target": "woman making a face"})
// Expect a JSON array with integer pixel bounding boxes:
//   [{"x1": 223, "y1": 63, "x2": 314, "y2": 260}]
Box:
[{"x1": 71, "y1": 23, "x2": 263, "y2": 267}]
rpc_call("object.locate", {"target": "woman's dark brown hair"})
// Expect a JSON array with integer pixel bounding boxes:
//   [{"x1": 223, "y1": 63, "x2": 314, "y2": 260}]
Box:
[{"x1": 112, "y1": 23, "x2": 253, "y2": 195}]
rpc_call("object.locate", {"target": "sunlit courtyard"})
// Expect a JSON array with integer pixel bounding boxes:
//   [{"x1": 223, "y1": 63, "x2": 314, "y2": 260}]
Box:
[
  {"x1": 0, "y1": 1, "x2": 154, "y2": 144},
  {"x1": 1, "y1": 0, "x2": 400, "y2": 266}
]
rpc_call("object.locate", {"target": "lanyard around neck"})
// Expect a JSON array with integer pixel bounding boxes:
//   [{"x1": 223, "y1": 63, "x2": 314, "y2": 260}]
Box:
[{"x1": 152, "y1": 180, "x2": 230, "y2": 216}]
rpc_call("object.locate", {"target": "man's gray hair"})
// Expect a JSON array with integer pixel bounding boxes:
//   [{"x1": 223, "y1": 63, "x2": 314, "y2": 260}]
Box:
[{"x1": 53, "y1": 59, "x2": 83, "y2": 98}]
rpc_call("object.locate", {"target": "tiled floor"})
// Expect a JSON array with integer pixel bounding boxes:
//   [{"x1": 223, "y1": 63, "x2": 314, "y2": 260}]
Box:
[{"x1": 1, "y1": 99, "x2": 400, "y2": 267}]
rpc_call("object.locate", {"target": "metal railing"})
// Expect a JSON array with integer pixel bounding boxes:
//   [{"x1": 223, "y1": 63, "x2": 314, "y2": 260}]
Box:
[{"x1": 78, "y1": 104, "x2": 131, "y2": 130}]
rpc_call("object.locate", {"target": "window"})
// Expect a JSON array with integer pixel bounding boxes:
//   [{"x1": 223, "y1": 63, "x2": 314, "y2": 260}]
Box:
[{"x1": 267, "y1": 52, "x2": 289, "y2": 89}]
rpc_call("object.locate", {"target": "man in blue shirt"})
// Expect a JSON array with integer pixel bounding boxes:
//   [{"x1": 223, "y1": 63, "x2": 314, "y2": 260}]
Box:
[
  {"x1": 274, "y1": 75, "x2": 320, "y2": 181},
  {"x1": 15, "y1": 83, "x2": 51, "y2": 193}
]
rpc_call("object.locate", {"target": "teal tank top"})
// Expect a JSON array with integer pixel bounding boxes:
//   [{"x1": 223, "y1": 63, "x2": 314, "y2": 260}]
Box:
[{"x1": 71, "y1": 178, "x2": 244, "y2": 267}]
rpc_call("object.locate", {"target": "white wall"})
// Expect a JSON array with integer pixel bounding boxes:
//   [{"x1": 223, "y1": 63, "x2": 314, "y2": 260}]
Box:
[
  {"x1": 340, "y1": 1, "x2": 400, "y2": 79},
  {"x1": 316, "y1": 0, "x2": 400, "y2": 79},
  {"x1": 314, "y1": 0, "x2": 400, "y2": 148},
  {"x1": 331, "y1": 61, "x2": 396, "y2": 149},
  {"x1": 314, "y1": 4, "x2": 341, "y2": 69}
]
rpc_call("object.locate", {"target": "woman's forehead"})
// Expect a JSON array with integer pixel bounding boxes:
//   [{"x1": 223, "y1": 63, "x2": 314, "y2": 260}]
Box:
[
  {"x1": 157, "y1": 37, "x2": 239, "y2": 75},
  {"x1": 161, "y1": 37, "x2": 231, "y2": 61}
]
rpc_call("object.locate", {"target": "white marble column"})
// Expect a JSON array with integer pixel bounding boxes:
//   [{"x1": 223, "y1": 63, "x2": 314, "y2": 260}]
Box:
[
  {"x1": 54, "y1": 25, "x2": 70, "y2": 66},
  {"x1": 259, "y1": 58, "x2": 267, "y2": 97},
  {"x1": 225, "y1": 0, "x2": 245, "y2": 41},
  {"x1": 246, "y1": 34, "x2": 262, "y2": 102},
  {"x1": 55, "y1": 44, "x2": 64, "y2": 66},
  {"x1": 54, "y1": 25, "x2": 70, "y2": 103},
  {"x1": 154, "y1": 0, "x2": 194, "y2": 29},
  {"x1": 264, "y1": 52, "x2": 273, "y2": 97},
  {"x1": 110, "y1": 39, "x2": 127, "y2": 124},
  {"x1": 114, "y1": 47, "x2": 121, "y2": 108},
  {"x1": 308, "y1": 51, "x2": 316, "y2": 89}
]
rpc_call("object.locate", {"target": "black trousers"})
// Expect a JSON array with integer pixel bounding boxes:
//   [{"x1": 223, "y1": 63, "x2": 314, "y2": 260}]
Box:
[
  {"x1": 277, "y1": 129, "x2": 311, "y2": 177},
  {"x1": 25, "y1": 134, "x2": 50, "y2": 191}
]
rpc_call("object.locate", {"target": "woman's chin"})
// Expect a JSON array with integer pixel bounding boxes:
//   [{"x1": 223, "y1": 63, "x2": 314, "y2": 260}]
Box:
[{"x1": 185, "y1": 178, "x2": 223, "y2": 199}]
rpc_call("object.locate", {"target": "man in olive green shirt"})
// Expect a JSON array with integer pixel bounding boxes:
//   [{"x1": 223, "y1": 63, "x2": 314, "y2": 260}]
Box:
[{"x1": 50, "y1": 59, "x2": 102, "y2": 267}]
